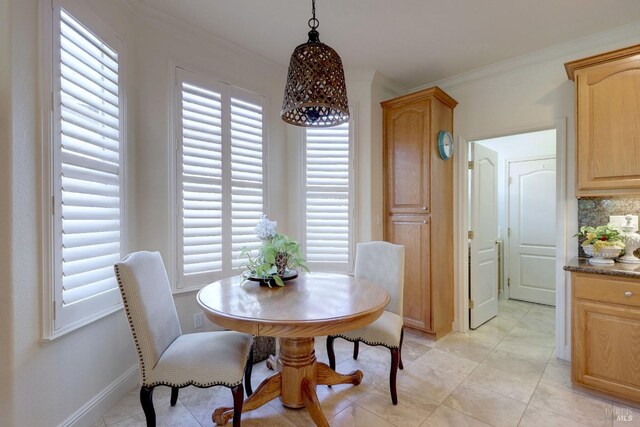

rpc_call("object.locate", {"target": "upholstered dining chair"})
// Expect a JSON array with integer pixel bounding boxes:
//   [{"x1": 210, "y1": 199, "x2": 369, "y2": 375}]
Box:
[
  {"x1": 114, "y1": 251, "x2": 254, "y2": 427},
  {"x1": 326, "y1": 241, "x2": 405, "y2": 405}
]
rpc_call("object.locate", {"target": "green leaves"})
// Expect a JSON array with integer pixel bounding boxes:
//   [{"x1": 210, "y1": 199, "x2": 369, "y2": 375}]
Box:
[
  {"x1": 238, "y1": 232, "x2": 309, "y2": 286},
  {"x1": 263, "y1": 246, "x2": 276, "y2": 264}
]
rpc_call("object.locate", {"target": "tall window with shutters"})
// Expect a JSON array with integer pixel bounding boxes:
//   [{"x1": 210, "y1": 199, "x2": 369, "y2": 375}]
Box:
[
  {"x1": 302, "y1": 121, "x2": 354, "y2": 273},
  {"x1": 49, "y1": 6, "x2": 125, "y2": 335},
  {"x1": 176, "y1": 69, "x2": 266, "y2": 290}
]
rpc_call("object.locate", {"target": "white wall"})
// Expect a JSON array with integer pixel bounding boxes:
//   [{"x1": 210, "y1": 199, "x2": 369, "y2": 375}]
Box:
[
  {"x1": 0, "y1": 0, "x2": 15, "y2": 424},
  {"x1": 417, "y1": 22, "x2": 640, "y2": 358}
]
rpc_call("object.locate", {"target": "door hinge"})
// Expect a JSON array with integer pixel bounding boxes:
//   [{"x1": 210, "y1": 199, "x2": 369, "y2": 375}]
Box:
[
  {"x1": 53, "y1": 302, "x2": 56, "y2": 319},
  {"x1": 52, "y1": 195, "x2": 55, "y2": 215},
  {"x1": 508, "y1": 278, "x2": 511, "y2": 287},
  {"x1": 468, "y1": 230, "x2": 474, "y2": 239},
  {"x1": 508, "y1": 177, "x2": 513, "y2": 185},
  {"x1": 469, "y1": 299, "x2": 475, "y2": 309},
  {"x1": 468, "y1": 161, "x2": 474, "y2": 170},
  {"x1": 507, "y1": 228, "x2": 511, "y2": 237}
]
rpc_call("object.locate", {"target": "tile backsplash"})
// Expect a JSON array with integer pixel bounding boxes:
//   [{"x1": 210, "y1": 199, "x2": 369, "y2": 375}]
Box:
[{"x1": 577, "y1": 198, "x2": 640, "y2": 257}]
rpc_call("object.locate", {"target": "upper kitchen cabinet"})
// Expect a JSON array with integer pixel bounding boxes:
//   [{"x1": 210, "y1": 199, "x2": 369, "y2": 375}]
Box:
[
  {"x1": 566, "y1": 45, "x2": 640, "y2": 197},
  {"x1": 382, "y1": 88, "x2": 458, "y2": 214}
]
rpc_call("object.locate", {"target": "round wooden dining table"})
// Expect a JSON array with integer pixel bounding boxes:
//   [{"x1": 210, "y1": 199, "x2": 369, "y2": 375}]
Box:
[{"x1": 197, "y1": 272, "x2": 389, "y2": 426}]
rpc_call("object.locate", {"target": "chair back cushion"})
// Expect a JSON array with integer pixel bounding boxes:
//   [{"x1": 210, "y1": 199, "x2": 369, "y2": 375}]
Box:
[
  {"x1": 114, "y1": 251, "x2": 182, "y2": 382},
  {"x1": 354, "y1": 241, "x2": 405, "y2": 315}
]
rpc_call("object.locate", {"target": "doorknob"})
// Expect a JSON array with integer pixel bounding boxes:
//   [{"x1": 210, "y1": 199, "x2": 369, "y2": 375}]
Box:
[{"x1": 625, "y1": 291, "x2": 633, "y2": 298}]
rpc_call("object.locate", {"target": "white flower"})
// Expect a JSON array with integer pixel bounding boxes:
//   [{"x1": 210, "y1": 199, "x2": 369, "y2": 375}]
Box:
[{"x1": 256, "y1": 214, "x2": 277, "y2": 240}]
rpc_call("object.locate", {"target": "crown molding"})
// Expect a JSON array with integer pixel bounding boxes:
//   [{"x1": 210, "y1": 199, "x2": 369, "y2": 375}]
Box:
[
  {"x1": 372, "y1": 71, "x2": 408, "y2": 96},
  {"x1": 410, "y1": 19, "x2": 640, "y2": 92},
  {"x1": 345, "y1": 69, "x2": 408, "y2": 96},
  {"x1": 121, "y1": 0, "x2": 286, "y2": 78}
]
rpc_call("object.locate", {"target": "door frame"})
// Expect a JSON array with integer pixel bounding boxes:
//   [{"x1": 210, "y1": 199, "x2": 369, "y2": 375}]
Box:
[
  {"x1": 454, "y1": 118, "x2": 568, "y2": 360},
  {"x1": 505, "y1": 155, "x2": 557, "y2": 304}
]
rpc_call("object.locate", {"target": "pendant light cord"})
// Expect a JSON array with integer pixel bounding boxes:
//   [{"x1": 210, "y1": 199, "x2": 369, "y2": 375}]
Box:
[{"x1": 308, "y1": 0, "x2": 319, "y2": 30}]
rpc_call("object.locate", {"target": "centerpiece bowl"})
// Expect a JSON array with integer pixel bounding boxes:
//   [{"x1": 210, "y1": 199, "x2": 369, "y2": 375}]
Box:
[{"x1": 582, "y1": 244, "x2": 622, "y2": 265}]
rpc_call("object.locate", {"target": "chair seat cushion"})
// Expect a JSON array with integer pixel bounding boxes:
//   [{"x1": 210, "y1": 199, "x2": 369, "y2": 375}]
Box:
[
  {"x1": 146, "y1": 330, "x2": 252, "y2": 388},
  {"x1": 333, "y1": 311, "x2": 403, "y2": 348}
]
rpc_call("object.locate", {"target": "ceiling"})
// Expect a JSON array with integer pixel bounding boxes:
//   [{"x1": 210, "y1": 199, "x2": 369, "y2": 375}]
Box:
[{"x1": 137, "y1": 0, "x2": 640, "y2": 88}]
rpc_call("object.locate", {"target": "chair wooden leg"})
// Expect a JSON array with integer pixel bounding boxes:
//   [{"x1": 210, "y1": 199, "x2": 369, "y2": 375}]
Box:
[
  {"x1": 245, "y1": 346, "x2": 254, "y2": 397},
  {"x1": 231, "y1": 384, "x2": 244, "y2": 427},
  {"x1": 170, "y1": 386, "x2": 179, "y2": 406},
  {"x1": 326, "y1": 336, "x2": 336, "y2": 370},
  {"x1": 390, "y1": 348, "x2": 399, "y2": 405},
  {"x1": 140, "y1": 386, "x2": 156, "y2": 427},
  {"x1": 353, "y1": 341, "x2": 360, "y2": 360},
  {"x1": 399, "y1": 327, "x2": 404, "y2": 370}
]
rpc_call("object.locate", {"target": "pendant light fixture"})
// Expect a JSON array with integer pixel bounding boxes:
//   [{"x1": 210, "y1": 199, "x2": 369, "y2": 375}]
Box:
[{"x1": 281, "y1": 0, "x2": 349, "y2": 127}]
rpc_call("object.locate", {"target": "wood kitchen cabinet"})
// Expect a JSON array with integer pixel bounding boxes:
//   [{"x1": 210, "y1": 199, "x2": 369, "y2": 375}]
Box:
[
  {"x1": 382, "y1": 87, "x2": 457, "y2": 339},
  {"x1": 572, "y1": 272, "x2": 640, "y2": 403},
  {"x1": 565, "y1": 45, "x2": 640, "y2": 197},
  {"x1": 385, "y1": 215, "x2": 431, "y2": 331}
]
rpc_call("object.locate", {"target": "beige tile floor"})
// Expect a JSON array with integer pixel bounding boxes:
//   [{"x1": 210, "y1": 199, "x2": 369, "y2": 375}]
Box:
[{"x1": 97, "y1": 298, "x2": 639, "y2": 427}]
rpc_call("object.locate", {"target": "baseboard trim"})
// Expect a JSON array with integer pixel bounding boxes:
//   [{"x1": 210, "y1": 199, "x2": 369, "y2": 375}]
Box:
[{"x1": 58, "y1": 365, "x2": 139, "y2": 427}]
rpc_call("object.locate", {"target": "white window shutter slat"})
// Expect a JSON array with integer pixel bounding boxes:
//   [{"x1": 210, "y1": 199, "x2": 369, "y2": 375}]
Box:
[
  {"x1": 176, "y1": 71, "x2": 265, "y2": 288},
  {"x1": 304, "y1": 122, "x2": 353, "y2": 272},
  {"x1": 179, "y1": 80, "x2": 224, "y2": 280},
  {"x1": 52, "y1": 8, "x2": 124, "y2": 332}
]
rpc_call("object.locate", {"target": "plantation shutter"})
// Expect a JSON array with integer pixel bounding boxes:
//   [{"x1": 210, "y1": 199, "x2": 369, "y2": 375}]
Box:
[
  {"x1": 178, "y1": 78, "x2": 224, "y2": 287},
  {"x1": 304, "y1": 121, "x2": 353, "y2": 272},
  {"x1": 176, "y1": 70, "x2": 265, "y2": 290},
  {"x1": 230, "y1": 92, "x2": 264, "y2": 269},
  {"x1": 53, "y1": 7, "x2": 124, "y2": 331}
]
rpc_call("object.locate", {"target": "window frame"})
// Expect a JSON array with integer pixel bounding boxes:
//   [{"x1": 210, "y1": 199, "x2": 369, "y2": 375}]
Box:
[
  {"x1": 41, "y1": 0, "x2": 127, "y2": 340},
  {"x1": 173, "y1": 67, "x2": 268, "y2": 293},
  {"x1": 299, "y1": 109, "x2": 356, "y2": 274}
]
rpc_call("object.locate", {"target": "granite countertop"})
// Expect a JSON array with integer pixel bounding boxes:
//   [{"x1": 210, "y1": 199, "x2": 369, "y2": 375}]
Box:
[{"x1": 564, "y1": 257, "x2": 640, "y2": 278}]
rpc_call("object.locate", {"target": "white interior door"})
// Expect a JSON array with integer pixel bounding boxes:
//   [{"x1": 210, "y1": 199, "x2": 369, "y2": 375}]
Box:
[
  {"x1": 470, "y1": 143, "x2": 499, "y2": 329},
  {"x1": 508, "y1": 158, "x2": 556, "y2": 306}
]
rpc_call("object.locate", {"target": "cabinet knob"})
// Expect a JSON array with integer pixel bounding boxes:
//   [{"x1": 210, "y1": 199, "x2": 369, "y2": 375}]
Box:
[
  {"x1": 422, "y1": 206, "x2": 427, "y2": 210},
  {"x1": 422, "y1": 221, "x2": 427, "y2": 224},
  {"x1": 625, "y1": 291, "x2": 633, "y2": 298}
]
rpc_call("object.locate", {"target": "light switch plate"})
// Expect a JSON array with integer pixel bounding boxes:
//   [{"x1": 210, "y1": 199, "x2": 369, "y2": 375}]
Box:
[
  {"x1": 194, "y1": 312, "x2": 204, "y2": 329},
  {"x1": 609, "y1": 215, "x2": 639, "y2": 232}
]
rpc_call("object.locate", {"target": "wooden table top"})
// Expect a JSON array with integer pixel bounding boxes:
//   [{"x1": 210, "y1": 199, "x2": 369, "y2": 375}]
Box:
[{"x1": 197, "y1": 272, "x2": 390, "y2": 337}]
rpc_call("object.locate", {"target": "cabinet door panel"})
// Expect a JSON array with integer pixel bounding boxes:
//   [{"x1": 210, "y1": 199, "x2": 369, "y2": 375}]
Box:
[
  {"x1": 576, "y1": 57, "x2": 640, "y2": 195},
  {"x1": 573, "y1": 298, "x2": 640, "y2": 401},
  {"x1": 386, "y1": 215, "x2": 431, "y2": 331},
  {"x1": 385, "y1": 101, "x2": 431, "y2": 213}
]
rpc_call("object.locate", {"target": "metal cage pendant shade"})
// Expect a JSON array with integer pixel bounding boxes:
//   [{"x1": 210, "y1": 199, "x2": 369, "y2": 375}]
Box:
[{"x1": 281, "y1": 1, "x2": 349, "y2": 127}]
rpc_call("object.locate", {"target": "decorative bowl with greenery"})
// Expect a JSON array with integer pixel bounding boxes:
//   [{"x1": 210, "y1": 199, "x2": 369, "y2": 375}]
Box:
[
  {"x1": 575, "y1": 225, "x2": 625, "y2": 253},
  {"x1": 240, "y1": 215, "x2": 309, "y2": 287}
]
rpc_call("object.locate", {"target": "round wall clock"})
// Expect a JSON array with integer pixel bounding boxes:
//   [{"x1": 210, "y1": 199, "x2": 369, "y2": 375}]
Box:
[{"x1": 437, "y1": 131, "x2": 454, "y2": 160}]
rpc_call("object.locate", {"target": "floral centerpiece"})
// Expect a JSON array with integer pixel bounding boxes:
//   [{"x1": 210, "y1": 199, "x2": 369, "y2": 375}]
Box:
[
  {"x1": 575, "y1": 225, "x2": 625, "y2": 252},
  {"x1": 575, "y1": 225, "x2": 625, "y2": 265},
  {"x1": 240, "y1": 215, "x2": 309, "y2": 287}
]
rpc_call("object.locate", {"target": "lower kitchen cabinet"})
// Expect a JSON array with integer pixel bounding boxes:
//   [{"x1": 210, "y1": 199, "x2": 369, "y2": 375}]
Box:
[{"x1": 572, "y1": 272, "x2": 640, "y2": 402}]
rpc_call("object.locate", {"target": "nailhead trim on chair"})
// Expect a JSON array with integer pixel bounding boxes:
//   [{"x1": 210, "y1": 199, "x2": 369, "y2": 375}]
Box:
[
  {"x1": 144, "y1": 379, "x2": 241, "y2": 388},
  {"x1": 114, "y1": 262, "x2": 149, "y2": 383},
  {"x1": 330, "y1": 334, "x2": 400, "y2": 349}
]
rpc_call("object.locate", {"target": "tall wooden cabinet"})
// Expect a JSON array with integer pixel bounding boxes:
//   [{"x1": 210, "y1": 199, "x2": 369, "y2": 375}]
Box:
[
  {"x1": 381, "y1": 87, "x2": 457, "y2": 339},
  {"x1": 565, "y1": 44, "x2": 640, "y2": 197}
]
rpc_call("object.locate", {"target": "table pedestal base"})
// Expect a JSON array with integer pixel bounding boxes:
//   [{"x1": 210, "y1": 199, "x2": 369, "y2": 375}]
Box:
[{"x1": 213, "y1": 337, "x2": 363, "y2": 426}]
